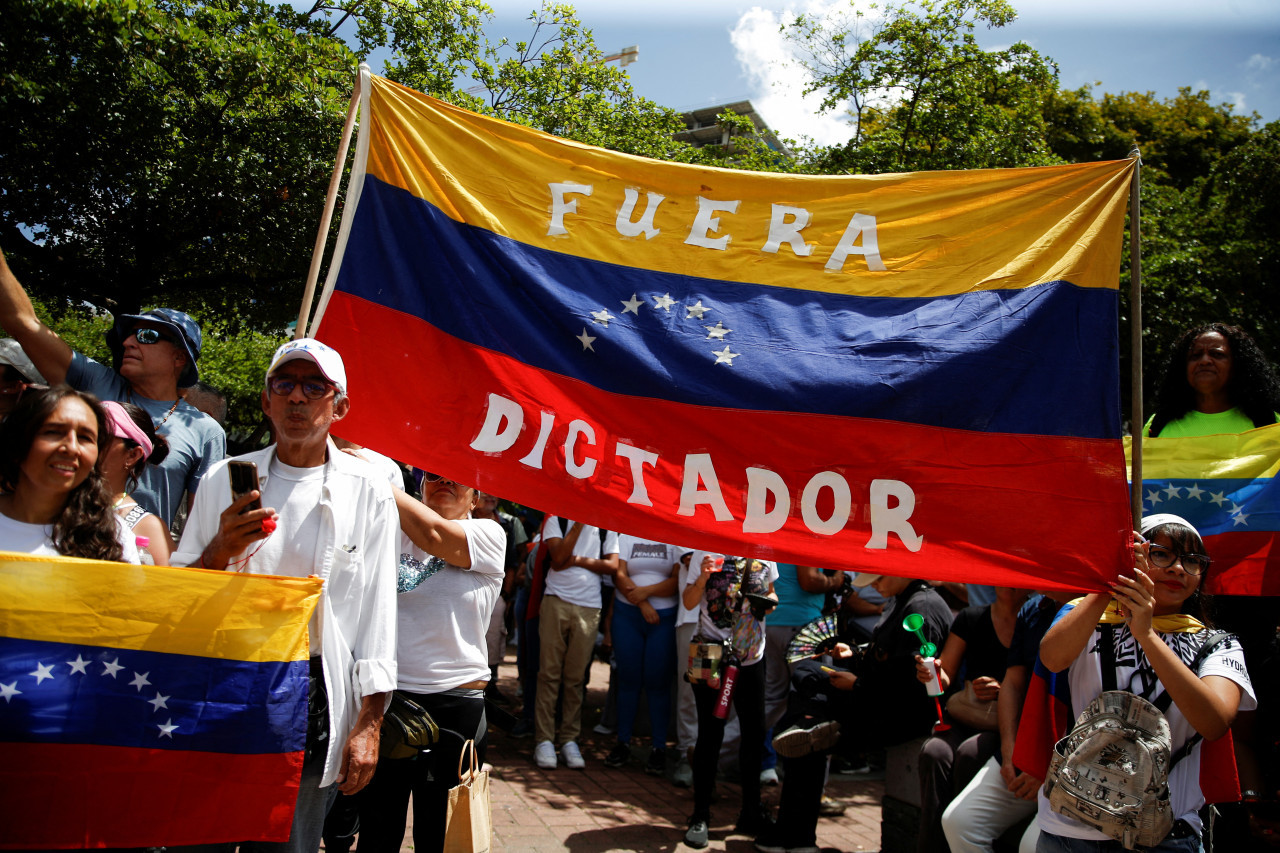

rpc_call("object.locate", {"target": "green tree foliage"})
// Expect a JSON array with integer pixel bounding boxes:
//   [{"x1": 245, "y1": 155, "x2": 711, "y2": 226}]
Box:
[{"x1": 784, "y1": 0, "x2": 1061, "y2": 173}]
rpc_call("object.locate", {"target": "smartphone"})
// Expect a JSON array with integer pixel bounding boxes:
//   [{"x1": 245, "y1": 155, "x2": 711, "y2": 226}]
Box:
[{"x1": 227, "y1": 460, "x2": 262, "y2": 514}]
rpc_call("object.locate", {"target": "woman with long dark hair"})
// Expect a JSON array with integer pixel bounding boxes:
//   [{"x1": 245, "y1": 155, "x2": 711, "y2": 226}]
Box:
[
  {"x1": 1035, "y1": 514, "x2": 1253, "y2": 852},
  {"x1": 0, "y1": 385, "x2": 135, "y2": 561},
  {"x1": 100, "y1": 400, "x2": 173, "y2": 563},
  {"x1": 1146, "y1": 322, "x2": 1280, "y2": 438}
]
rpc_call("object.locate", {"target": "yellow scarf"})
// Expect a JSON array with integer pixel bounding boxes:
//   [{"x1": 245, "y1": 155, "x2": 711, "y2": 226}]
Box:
[{"x1": 1068, "y1": 598, "x2": 1206, "y2": 634}]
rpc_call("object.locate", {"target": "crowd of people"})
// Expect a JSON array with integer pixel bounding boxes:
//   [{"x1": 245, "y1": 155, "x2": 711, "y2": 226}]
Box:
[{"x1": 2, "y1": 234, "x2": 1278, "y2": 853}]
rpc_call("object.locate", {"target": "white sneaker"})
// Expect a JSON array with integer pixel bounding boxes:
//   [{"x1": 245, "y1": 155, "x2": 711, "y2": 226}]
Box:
[
  {"x1": 759, "y1": 767, "x2": 779, "y2": 786},
  {"x1": 561, "y1": 740, "x2": 586, "y2": 770},
  {"x1": 534, "y1": 740, "x2": 557, "y2": 769}
]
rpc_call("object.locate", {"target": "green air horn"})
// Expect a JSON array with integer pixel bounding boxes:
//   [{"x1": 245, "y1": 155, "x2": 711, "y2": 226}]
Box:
[{"x1": 902, "y1": 612, "x2": 938, "y2": 658}]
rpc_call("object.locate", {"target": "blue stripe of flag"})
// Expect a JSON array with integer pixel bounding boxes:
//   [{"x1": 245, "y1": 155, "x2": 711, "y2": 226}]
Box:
[
  {"x1": 1139, "y1": 477, "x2": 1280, "y2": 538},
  {"x1": 0, "y1": 638, "x2": 307, "y2": 754}
]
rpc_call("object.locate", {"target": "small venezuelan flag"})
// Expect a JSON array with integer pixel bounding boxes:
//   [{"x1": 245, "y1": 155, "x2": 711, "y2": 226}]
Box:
[
  {"x1": 0, "y1": 552, "x2": 321, "y2": 849},
  {"x1": 313, "y1": 71, "x2": 1135, "y2": 590},
  {"x1": 1128, "y1": 423, "x2": 1280, "y2": 595}
]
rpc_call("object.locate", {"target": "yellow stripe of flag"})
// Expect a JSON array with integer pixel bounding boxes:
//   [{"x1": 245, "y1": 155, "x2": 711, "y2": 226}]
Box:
[
  {"x1": 1124, "y1": 424, "x2": 1280, "y2": 481},
  {"x1": 365, "y1": 74, "x2": 1134, "y2": 299},
  {"x1": 0, "y1": 553, "x2": 322, "y2": 663}
]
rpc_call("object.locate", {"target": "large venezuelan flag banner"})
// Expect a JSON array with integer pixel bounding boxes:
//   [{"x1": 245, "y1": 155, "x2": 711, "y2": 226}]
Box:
[
  {"x1": 0, "y1": 553, "x2": 321, "y2": 849},
  {"x1": 1128, "y1": 424, "x2": 1280, "y2": 595},
  {"x1": 313, "y1": 71, "x2": 1135, "y2": 590}
]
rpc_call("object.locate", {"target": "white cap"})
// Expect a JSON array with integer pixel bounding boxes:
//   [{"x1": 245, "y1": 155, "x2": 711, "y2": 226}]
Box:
[
  {"x1": 268, "y1": 338, "x2": 347, "y2": 395},
  {"x1": 851, "y1": 572, "x2": 880, "y2": 587}
]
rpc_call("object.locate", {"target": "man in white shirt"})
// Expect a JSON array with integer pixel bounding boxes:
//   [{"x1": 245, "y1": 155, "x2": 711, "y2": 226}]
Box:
[
  {"x1": 533, "y1": 517, "x2": 619, "y2": 771},
  {"x1": 173, "y1": 339, "x2": 397, "y2": 853}
]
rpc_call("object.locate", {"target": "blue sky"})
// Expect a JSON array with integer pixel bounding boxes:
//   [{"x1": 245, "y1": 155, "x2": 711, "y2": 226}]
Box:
[{"x1": 472, "y1": 0, "x2": 1279, "y2": 146}]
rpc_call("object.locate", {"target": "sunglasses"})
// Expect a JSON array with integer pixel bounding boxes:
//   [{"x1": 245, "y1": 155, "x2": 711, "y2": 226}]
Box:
[
  {"x1": 1147, "y1": 543, "x2": 1211, "y2": 577},
  {"x1": 131, "y1": 328, "x2": 176, "y2": 346},
  {"x1": 422, "y1": 472, "x2": 459, "y2": 486},
  {"x1": 267, "y1": 376, "x2": 334, "y2": 400}
]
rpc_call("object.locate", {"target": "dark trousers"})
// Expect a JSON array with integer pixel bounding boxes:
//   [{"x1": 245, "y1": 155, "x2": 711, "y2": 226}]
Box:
[
  {"x1": 355, "y1": 691, "x2": 487, "y2": 853},
  {"x1": 691, "y1": 658, "x2": 766, "y2": 822},
  {"x1": 918, "y1": 728, "x2": 999, "y2": 853}
]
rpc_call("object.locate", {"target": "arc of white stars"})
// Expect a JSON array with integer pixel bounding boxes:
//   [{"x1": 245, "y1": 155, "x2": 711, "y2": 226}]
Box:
[
  {"x1": 712, "y1": 346, "x2": 739, "y2": 366},
  {"x1": 621, "y1": 294, "x2": 643, "y2": 315},
  {"x1": 130, "y1": 672, "x2": 152, "y2": 692},
  {"x1": 157, "y1": 719, "x2": 179, "y2": 738},
  {"x1": 0, "y1": 681, "x2": 21, "y2": 703},
  {"x1": 705, "y1": 322, "x2": 732, "y2": 341},
  {"x1": 590, "y1": 308, "x2": 615, "y2": 327},
  {"x1": 67, "y1": 655, "x2": 89, "y2": 675},
  {"x1": 686, "y1": 300, "x2": 710, "y2": 320},
  {"x1": 576, "y1": 329, "x2": 597, "y2": 352},
  {"x1": 29, "y1": 662, "x2": 55, "y2": 684},
  {"x1": 653, "y1": 293, "x2": 676, "y2": 312},
  {"x1": 102, "y1": 658, "x2": 124, "y2": 678}
]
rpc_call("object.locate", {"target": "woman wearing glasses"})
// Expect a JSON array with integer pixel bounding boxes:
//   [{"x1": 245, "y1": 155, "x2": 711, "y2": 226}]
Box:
[
  {"x1": 1035, "y1": 514, "x2": 1254, "y2": 853},
  {"x1": 0, "y1": 385, "x2": 137, "y2": 562},
  {"x1": 354, "y1": 470, "x2": 506, "y2": 853}
]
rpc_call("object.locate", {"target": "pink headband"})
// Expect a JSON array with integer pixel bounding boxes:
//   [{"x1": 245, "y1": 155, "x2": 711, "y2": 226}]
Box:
[{"x1": 100, "y1": 400, "x2": 153, "y2": 459}]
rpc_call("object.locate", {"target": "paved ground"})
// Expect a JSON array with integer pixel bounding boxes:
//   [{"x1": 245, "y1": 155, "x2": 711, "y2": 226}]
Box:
[{"x1": 391, "y1": 653, "x2": 885, "y2": 853}]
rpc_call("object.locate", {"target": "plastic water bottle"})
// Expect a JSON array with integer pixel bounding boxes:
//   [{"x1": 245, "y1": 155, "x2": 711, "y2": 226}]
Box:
[{"x1": 135, "y1": 536, "x2": 155, "y2": 566}]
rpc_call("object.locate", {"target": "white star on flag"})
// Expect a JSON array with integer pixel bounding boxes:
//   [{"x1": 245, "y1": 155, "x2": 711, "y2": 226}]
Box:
[
  {"x1": 653, "y1": 293, "x2": 676, "y2": 312},
  {"x1": 149, "y1": 693, "x2": 170, "y2": 712},
  {"x1": 0, "y1": 681, "x2": 20, "y2": 703},
  {"x1": 705, "y1": 322, "x2": 732, "y2": 340},
  {"x1": 1233, "y1": 512, "x2": 1250, "y2": 526},
  {"x1": 102, "y1": 658, "x2": 124, "y2": 678},
  {"x1": 1185, "y1": 484, "x2": 1205, "y2": 500},
  {"x1": 1145, "y1": 490, "x2": 1162, "y2": 505},
  {"x1": 29, "y1": 662, "x2": 55, "y2": 684},
  {"x1": 686, "y1": 300, "x2": 711, "y2": 320},
  {"x1": 67, "y1": 655, "x2": 89, "y2": 675},
  {"x1": 158, "y1": 719, "x2": 179, "y2": 738},
  {"x1": 130, "y1": 672, "x2": 152, "y2": 692},
  {"x1": 621, "y1": 294, "x2": 643, "y2": 315},
  {"x1": 1210, "y1": 492, "x2": 1227, "y2": 506},
  {"x1": 577, "y1": 329, "x2": 596, "y2": 352},
  {"x1": 713, "y1": 346, "x2": 739, "y2": 366},
  {"x1": 1162, "y1": 484, "x2": 1183, "y2": 499},
  {"x1": 591, "y1": 308, "x2": 615, "y2": 327}
]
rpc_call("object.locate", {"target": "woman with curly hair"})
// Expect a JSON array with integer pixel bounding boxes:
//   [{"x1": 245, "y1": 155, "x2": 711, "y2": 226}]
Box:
[
  {"x1": 0, "y1": 385, "x2": 137, "y2": 562},
  {"x1": 1145, "y1": 322, "x2": 1280, "y2": 438}
]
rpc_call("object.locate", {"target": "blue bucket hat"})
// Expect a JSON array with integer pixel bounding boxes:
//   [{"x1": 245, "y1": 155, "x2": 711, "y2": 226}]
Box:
[{"x1": 107, "y1": 308, "x2": 203, "y2": 388}]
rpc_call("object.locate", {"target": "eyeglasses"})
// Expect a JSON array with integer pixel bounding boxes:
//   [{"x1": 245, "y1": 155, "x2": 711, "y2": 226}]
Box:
[
  {"x1": 422, "y1": 472, "x2": 457, "y2": 486},
  {"x1": 1147, "y1": 543, "x2": 1211, "y2": 577},
  {"x1": 267, "y1": 376, "x2": 334, "y2": 400},
  {"x1": 131, "y1": 328, "x2": 176, "y2": 346}
]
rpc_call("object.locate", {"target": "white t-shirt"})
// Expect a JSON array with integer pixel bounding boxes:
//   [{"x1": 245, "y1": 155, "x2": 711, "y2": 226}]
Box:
[
  {"x1": 685, "y1": 550, "x2": 778, "y2": 666},
  {"x1": 395, "y1": 517, "x2": 506, "y2": 692},
  {"x1": 1037, "y1": 614, "x2": 1257, "y2": 840},
  {"x1": 542, "y1": 516, "x2": 619, "y2": 609},
  {"x1": 616, "y1": 536, "x2": 681, "y2": 611},
  {"x1": 257, "y1": 458, "x2": 326, "y2": 649},
  {"x1": 0, "y1": 511, "x2": 140, "y2": 564}
]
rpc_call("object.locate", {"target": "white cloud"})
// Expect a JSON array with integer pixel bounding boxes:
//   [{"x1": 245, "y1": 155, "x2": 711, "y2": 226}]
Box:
[
  {"x1": 728, "y1": 2, "x2": 867, "y2": 147},
  {"x1": 1246, "y1": 53, "x2": 1275, "y2": 72}
]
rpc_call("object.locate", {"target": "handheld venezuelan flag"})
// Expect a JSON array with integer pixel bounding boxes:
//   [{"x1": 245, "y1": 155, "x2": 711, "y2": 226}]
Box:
[
  {"x1": 0, "y1": 553, "x2": 321, "y2": 848},
  {"x1": 1127, "y1": 423, "x2": 1280, "y2": 595},
  {"x1": 312, "y1": 70, "x2": 1135, "y2": 590}
]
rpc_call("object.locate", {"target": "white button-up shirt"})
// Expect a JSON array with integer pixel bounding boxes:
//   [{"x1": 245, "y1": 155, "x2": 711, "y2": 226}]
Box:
[{"x1": 174, "y1": 439, "x2": 398, "y2": 786}]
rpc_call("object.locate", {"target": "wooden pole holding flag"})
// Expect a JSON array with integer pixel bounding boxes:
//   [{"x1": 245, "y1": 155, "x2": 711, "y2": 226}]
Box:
[
  {"x1": 1129, "y1": 144, "x2": 1143, "y2": 525},
  {"x1": 295, "y1": 66, "x2": 365, "y2": 340}
]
